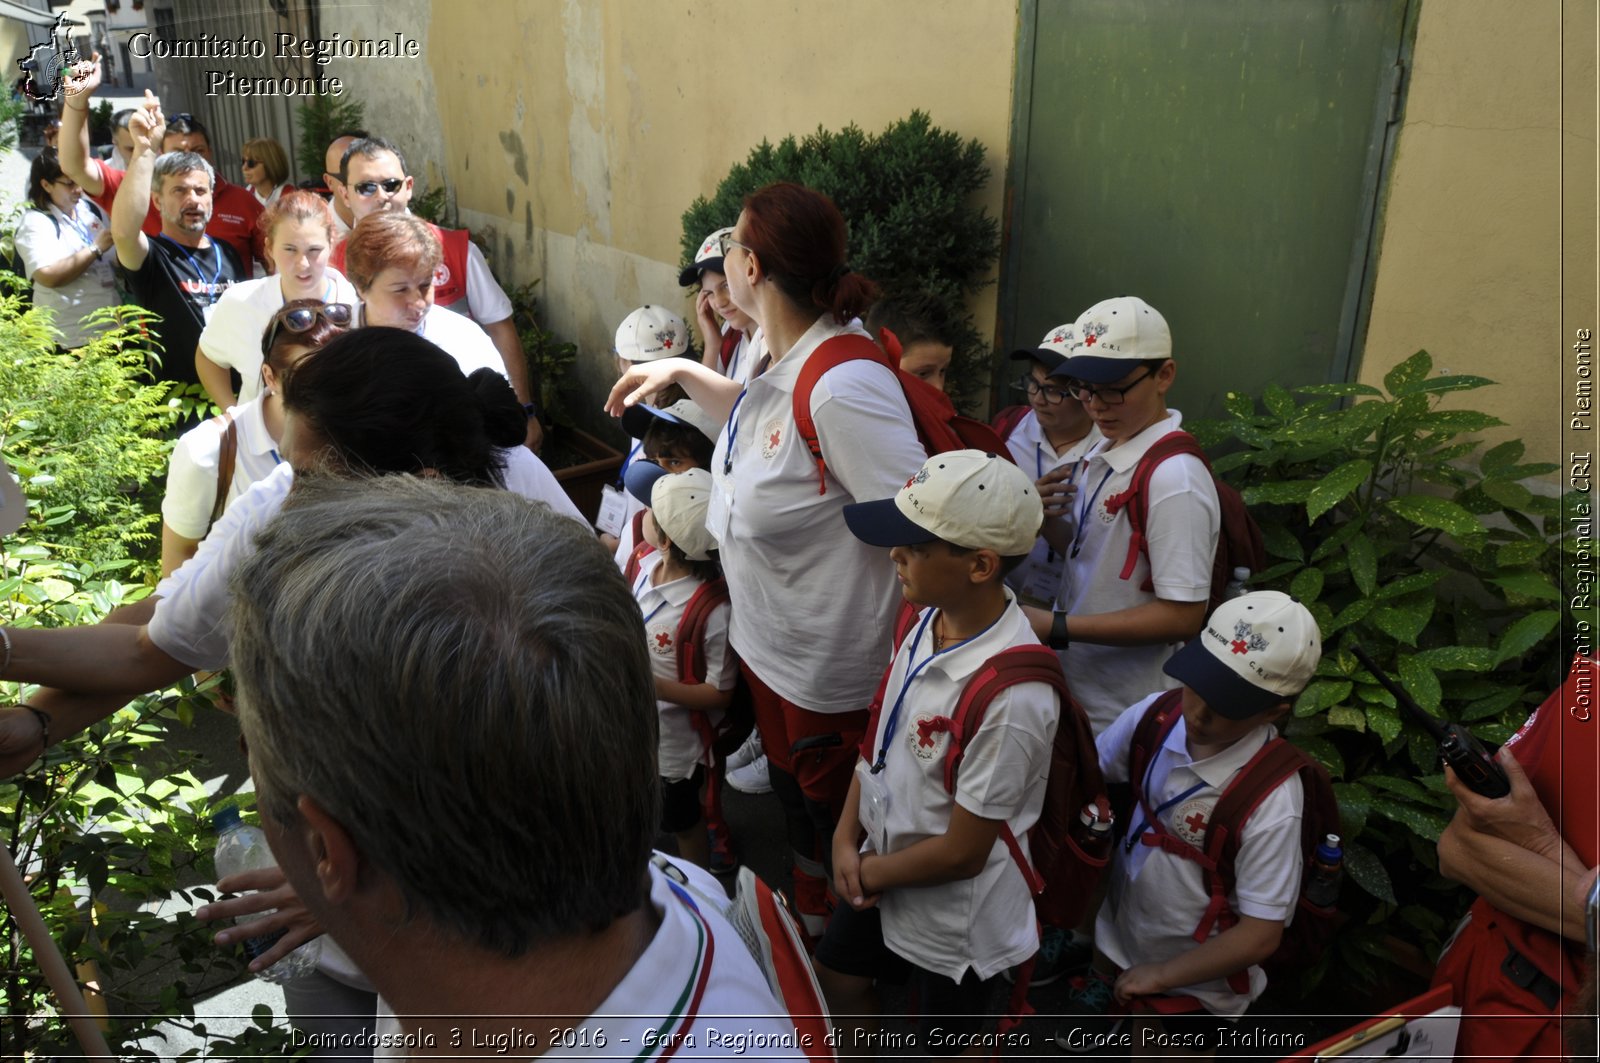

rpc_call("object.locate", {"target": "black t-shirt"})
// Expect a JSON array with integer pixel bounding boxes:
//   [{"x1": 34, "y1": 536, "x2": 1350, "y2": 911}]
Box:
[{"x1": 116, "y1": 235, "x2": 245, "y2": 387}]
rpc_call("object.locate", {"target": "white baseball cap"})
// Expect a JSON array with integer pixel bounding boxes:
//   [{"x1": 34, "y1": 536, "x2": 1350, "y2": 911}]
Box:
[
  {"x1": 648, "y1": 467, "x2": 718, "y2": 562},
  {"x1": 679, "y1": 226, "x2": 732, "y2": 287},
  {"x1": 1010, "y1": 322, "x2": 1076, "y2": 373},
  {"x1": 1057, "y1": 296, "x2": 1172, "y2": 383},
  {"x1": 842, "y1": 450, "x2": 1042, "y2": 557},
  {"x1": 1163, "y1": 591, "x2": 1322, "y2": 718},
  {"x1": 614, "y1": 305, "x2": 689, "y2": 362},
  {"x1": 620, "y1": 398, "x2": 719, "y2": 444}
]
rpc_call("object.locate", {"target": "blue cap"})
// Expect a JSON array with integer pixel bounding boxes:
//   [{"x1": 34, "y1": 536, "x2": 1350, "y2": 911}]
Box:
[{"x1": 623, "y1": 458, "x2": 669, "y2": 508}]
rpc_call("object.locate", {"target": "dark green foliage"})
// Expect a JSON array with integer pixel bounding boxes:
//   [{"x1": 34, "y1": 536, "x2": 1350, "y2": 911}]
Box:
[
  {"x1": 510, "y1": 280, "x2": 577, "y2": 429},
  {"x1": 1194, "y1": 350, "x2": 1584, "y2": 998},
  {"x1": 294, "y1": 93, "x2": 366, "y2": 184},
  {"x1": 88, "y1": 99, "x2": 112, "y2": 146},
  {"x1": 680, "y1": 111, "x2": 1001, "y2": 409}
]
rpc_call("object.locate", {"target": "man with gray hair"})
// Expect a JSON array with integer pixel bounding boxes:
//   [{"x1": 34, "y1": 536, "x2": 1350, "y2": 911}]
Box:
[
  {"x1": 110, "y1": 96, "x2": 245, "y2": 393},
  {"x1": 228, "y1": 476, "x2": 807, "y2": 1051}
]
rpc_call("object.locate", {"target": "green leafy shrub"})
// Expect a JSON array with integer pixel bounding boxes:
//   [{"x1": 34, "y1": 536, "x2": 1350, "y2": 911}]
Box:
[
  {"x1": 88, "y1": 99, "x2": 112, "y2": 148},
  {"x1": 294, "y1": 93, "x2": 366, "y2": 184},
  {"x1": 680, "y1": 111, "x2": 1001, "y2": 408},
  {"x1": 1193, "y1": 350, "x2": 1582, "y2": 1000},
  {"x1": 510, "y1": 280, "x2": 577, "y2": 430},
  {"x1": 2, "y1": 293, "x2": 299, "y2": 1057}
]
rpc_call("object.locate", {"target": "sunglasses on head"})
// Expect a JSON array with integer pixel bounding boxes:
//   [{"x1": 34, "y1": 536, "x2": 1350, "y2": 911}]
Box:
[
  {"x1": 352, "y1": 178, "x2": 405, "y2": 197},
  {"x1": 262, "y1": 303, "x2": 353, "y2": 355}
]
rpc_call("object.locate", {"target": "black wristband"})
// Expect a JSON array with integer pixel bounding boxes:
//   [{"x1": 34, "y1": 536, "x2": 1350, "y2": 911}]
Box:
[{"x1": 1048, "y1": 610, "x2": 1071, "y2": 650}]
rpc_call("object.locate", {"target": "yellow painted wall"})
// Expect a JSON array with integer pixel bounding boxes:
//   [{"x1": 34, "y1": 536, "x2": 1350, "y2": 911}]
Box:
[
  {"x1": 1360, "y1": 0, "x2": 1596, "y2": 474},
  {"x1": 427, "y1": 0, "x2": 1018, "y2": 431}
]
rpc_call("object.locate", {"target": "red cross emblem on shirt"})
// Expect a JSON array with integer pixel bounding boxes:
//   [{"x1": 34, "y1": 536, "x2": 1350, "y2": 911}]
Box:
[
  {"x1": 1231, "y1": 639, "x2": 1250, "y2": 654},
  {"x1": 654, "y1": 631, "x2": 673, "y2": 650},
  {"x1": 1184, "y1": 810, "x2": 1208, "y2": 834},
  {"x1": 916, "y1": 717, "x2": 949, "y2": 748},
  {"x1": 768, "y1": 429, "x2": 781, "y2": 449}
]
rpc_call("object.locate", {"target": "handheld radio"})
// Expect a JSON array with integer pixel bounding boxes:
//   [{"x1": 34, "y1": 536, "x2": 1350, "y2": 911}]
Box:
[{"x1": 1350, "y1": 645, "x2": 1511, "y2": 799}]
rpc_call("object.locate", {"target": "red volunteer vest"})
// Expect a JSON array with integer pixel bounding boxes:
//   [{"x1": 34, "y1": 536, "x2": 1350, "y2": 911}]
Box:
[{"x1": 331, "y1": 220, "x2": 470, "y2": 312}]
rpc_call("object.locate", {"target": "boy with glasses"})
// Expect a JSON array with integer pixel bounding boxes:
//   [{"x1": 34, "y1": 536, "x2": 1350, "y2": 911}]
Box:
[{"x1": 1025, "y1": 296, "x2": 1220, "y2": 736}]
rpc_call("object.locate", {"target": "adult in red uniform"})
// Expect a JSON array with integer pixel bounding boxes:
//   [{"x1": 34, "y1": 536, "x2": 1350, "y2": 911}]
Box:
[
  {"x1": 1434, "y1": 653, "x2": 1599, "y2": 1060},
  {"x1": 57, "y1": 56, "x2": 262, "y2": 276}
]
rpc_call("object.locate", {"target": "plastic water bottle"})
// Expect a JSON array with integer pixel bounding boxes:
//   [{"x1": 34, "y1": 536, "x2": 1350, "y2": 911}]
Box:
[
  {"x1": 212, "y1": 807, "x2": 321, "y2": 983},
  {"x1": 1224, "y1": 567, "x2": 1251, "y2": 600},
  {"x1": 1071, "y1": 804, "x2": 1114, "y2": 861},
  {"x1": 1304, "y1": 832, "x2": 1344, "y2": 908}
]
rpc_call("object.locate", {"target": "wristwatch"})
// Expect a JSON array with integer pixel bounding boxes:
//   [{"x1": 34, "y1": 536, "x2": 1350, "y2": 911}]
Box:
[
  {"x1": 1048, "y1": 609, "x2": 1071, "y2": 650},
  {"x1": 522, "y1": 400, "x2": 544, "y2": 421}
]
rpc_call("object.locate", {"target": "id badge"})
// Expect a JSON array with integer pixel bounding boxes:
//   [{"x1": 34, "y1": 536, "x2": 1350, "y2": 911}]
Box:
[
  {"x1": 858, "y1": 766, "x2": 892, "y2": 854},
  {"x1": 1011, "y1": 538, "x2": 1065, "y2": 609},
  {"x1": 595, "y1": 484, "x2": 627, "y2": 537}
]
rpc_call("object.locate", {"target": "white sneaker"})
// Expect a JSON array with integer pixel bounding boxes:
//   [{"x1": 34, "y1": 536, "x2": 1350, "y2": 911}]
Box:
[
  {"x1": 725, "y1": 731, "x2": 764, "y2": 773},
  {"x1": 726, "y1": 754, "x2": 773, "y2": 795}
]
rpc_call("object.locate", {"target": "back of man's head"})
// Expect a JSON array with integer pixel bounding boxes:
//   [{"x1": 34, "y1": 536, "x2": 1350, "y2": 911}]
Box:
[{"x1": 229, "y1": 476, "x2": 661, "y2": 956}]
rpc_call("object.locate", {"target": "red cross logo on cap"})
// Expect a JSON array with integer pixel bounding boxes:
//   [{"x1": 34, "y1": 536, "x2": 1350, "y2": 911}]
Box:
[
  {"x1": 1232, "y1": 638, "x2": 1249, "y2": 654},
  {"x1": 1083, "y1": 332, "x2": 1098, "y2": 346}
]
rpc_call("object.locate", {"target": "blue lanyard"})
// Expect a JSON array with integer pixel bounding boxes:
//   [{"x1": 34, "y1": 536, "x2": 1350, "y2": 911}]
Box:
[
  {"x1": 55, "y1": 203, "x2": 96, "y2": 249},
  {"x1": 870, "y1": 608, "x2": 1006, "y2": 773},
  {"x1": 722, "y1": 387, "x2": 750, "y2": 476},
  {"x1": 1126, "y1": 741, "x2": 1208, "y2": 853},
  {"x1": 157, "y1": 235, "x2": 222, "y2": 303},
  {"x1": 1070, "y1": 464, "x2": 1115, "y2": 559},
  {"x1": 633, "y1": 566, "x2": 671, "y2": 627}
]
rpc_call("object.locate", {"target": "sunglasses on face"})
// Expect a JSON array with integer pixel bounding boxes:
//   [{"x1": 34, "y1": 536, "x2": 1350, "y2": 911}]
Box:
[
  {"x1": 352, "y1": 178, "x2": 405, "y2": 197},
  {"x1": 241, "y1": 158, "x2": 259, "y2": 167},
  {"x1": 262, "y1": 303, "x2": 354, "y2": 354}
]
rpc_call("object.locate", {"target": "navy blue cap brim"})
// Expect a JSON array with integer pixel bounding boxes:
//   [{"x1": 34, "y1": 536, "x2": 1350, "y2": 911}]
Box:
[
  {"x1": 678, "y1": 257, "x2": 727, "y2": 287},
  {"x1": 1010, "y1": 348, "x2": 1068, "y2": 372},
  {"x1": 1162, "y1": 640, "x2": 1285, "y2": 720},
  {"x1": 621, "y1": 402, "x2": 685, "y2": 441},
  {"x1": 623, "y1": 459, "x2": 669, "y2": 508},
  {"x1": 842, "y1": 497, "x2": 939, "y2": 548},
  {"x1": 1053, "y1": 353, "x2": 1156, "y2": 383}
]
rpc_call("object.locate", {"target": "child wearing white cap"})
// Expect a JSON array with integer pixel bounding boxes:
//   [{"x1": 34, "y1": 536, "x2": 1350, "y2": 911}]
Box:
[
  {"x1": 816, "y1": 450, "x2": 1063, "y2": 1043},
  {"x1": 623, "y1": 464, "x2": 736, "y2": 871},
  {"x1": 680, "y1": 227, "x2": 763, "y2": 384},
  {"x1": 1058, "y1": 590, "x2": 1321, "y2": 1053}
]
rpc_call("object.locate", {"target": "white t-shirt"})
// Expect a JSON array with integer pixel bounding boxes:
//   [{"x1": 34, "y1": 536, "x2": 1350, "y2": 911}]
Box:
[
  {"x1": 859, "y1": 597, "x2": 1059, "y2": 982},
  {"x1": 148, "y1": 450, "x2": 583, "y2": 670},
  {"x1": 416, "y1": 303, "x2": 509, "y2": 380},
  {"x1": 707, "y1": 316, "x2": 926, "y2": 713},
  {"x1": 1002, "y1": 411, "x2": 1102, "y2": 607},
  {"x1": 372, "y1": 857, "x2": 804, "y2": 1060},
  {"x1": 1094, "y1": 692, "x2": 1304, "y2": 1016},
  {"x1": 14, "y1": 201, "x2": 118, "y2": 347},
  {"x1": 434, "y1": 239, "x2": 515, "y2": 324},
  {"x1": 160, "y1": 398, "x2": 284, "y2": 540},
  {"x1": 632, "y1": 551, "x2": 736, "y2": 782},
  {"x1": 1055, "y1": 411, "x2": 1220, "y2": 732},
  {"x1": 198, "y1": 271, "x2": 360, "y2": 404}
]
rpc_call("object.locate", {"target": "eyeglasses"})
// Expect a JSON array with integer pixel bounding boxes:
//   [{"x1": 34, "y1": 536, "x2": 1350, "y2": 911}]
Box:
[
  {"x1": 1064, "y1": 367, "x2": 1157, "y2": 406},
  {"x1": 351, "y1": 178, "x2": 405, "y2": 197},
  {"x1": 717, "y1": 232, "x2": 753, "y2": 258},
  {"x1": 262, "y1": 302, "x2": 354, "y2": 354},
  {"x1": 1012, "y1": 375, "x2": 1071, "y2": 405}
]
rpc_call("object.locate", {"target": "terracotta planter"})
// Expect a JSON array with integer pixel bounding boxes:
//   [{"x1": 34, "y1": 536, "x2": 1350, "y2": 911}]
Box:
[{"x1": 549, "y1": 427, "x2": 621, "y2": 524}]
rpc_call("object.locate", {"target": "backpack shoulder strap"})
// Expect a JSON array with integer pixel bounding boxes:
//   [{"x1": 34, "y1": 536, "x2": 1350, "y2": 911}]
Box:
[
  {"x1": 991, "y1": 404, "x2": 1031, "y2": 441},
  {"x1": 719, "y1": 327, "x2": 741, "y2": 372},
  {"x1": 1103, "y1": 430, "x2": 1210, "y2": 582},
  {"x1": 1128, "y1": 688, "x2": 1185, "y2": 801},
  {"x1": 675, "y1": 578, "x2": 730, "y2": 684},
  {"x1": 210, "y1": 411, "x2": 239, "y2": 525},
  {"x1": 792, "y1": 334, "x2": 893, "y2": 495},
  {"x1": 622, "y1": 540, "x2": 655, "y2": 585}
]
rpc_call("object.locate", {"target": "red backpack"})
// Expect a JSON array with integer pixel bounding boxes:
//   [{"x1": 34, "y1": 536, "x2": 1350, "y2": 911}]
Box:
[
  {"x1": 1127, "y1": 689, "x2": 1342, "y2": 993},
  {"x1": 991, "y1": 404, "x2": 1031, "y2": 442},
  {"x1": 1101, "y1": 431, "x2": 1266, "y2": 614},
  {"x1": 792, "y1": 333, "x2": 1013, "y2": 495},
  {"x1": 719, "y1": 327, "x2": 743, "y2": 378}
]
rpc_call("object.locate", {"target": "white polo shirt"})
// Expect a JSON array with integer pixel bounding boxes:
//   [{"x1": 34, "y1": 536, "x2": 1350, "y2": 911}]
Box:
[
  {"x1": 1001, "y1": 411, "x2": 1102, "y2": 607},
  {"x1": 372, "y1": 856, "x2": 804, "y2": 1059},
  {"x1": 707, "y1": 316, "x2": 926, "y2": 714},
  {"x1": 198, "y1": 271, "x2": 361, "y2": 404},
  {"x1": 1094, "y1": 692, "x2": 1304, "y2": 1016},
  {"x1": 1055, "y1": 411, "x2": 1219, "y2": 732},
  {"x1": 416, "y1": 303, "x2": 509, "y2": 380},
  {"x1": 632, "y1": 551, "x2": 736, "y2": 782},
  {"x1": 148, "y1": 450, "x2": 584, "y2": 670},
  {"x1": 160, "y1": 398, "x2": 284, "y2": 540},
  {"x1": 719, "y1": 324, "x2": 763, "y2": 386},
  {"x1": 859, "y1": 597, "x2": 1060, "y2": 982},
  {"x1": 434, "y1": 239, "x2": 515, "y2": 324}
]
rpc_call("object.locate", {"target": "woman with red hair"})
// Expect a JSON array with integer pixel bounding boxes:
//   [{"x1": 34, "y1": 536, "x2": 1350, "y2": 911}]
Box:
[{"x1": 608, "y1": 182, "x2": 924, "y2": 934}]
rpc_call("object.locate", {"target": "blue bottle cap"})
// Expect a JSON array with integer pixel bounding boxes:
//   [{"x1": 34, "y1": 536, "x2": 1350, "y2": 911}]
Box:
[{"x1": 212, "y1": 806, "x2": 243, "y2": 832}]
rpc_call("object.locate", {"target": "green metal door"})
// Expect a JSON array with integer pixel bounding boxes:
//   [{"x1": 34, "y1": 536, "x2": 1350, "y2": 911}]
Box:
[{"x1": 999, "y1": 0, "x2": 1415, "y2": 417}]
